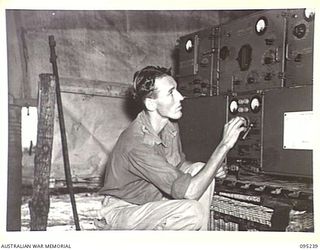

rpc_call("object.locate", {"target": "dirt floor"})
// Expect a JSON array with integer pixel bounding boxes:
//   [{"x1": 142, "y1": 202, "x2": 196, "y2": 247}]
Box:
[
  {"x1": 21, "y1": 190, "x2": 314, "y2": 232},
  {"x1": 21, "y1": 192, "x2": 104, "y2": 231}
]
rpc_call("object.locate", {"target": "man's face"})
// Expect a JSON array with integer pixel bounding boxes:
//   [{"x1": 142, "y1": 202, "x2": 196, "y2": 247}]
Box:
[{"x1": 153, "y1": 76, "x2": 184, "y2": 120}]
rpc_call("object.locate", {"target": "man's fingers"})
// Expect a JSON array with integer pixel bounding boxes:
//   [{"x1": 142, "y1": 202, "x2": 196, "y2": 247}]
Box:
[
  {"x1": 216, "y1": 167, "x2": 227, "y2": 178},
  {"x1": 216, "y1": 170, "x2": 227, "y2": 178},
  {"x1": 226, "y1": 116, "x2": 246, "y2": 131}
]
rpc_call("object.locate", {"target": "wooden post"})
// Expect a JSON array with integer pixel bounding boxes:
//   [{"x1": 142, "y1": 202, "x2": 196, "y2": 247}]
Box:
[
  {"x1": 29, "y1": 74, "x2": 56, "y2": 230},
  {"x1": 7, "y1": 103, "x2": 22, "y2": 231}
]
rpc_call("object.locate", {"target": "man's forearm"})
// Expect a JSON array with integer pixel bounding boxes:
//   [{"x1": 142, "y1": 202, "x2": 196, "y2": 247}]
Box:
[{"x1": 184, "y1": 142, "x2": 230, "y2": 200}]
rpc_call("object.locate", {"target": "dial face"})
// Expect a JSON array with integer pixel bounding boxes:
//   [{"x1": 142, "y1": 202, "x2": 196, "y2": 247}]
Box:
[
  {"x1": 293, "y1": 23, "x2": 306, "y2": 39},
  {"x1": 250, "y1": 96, "x2": 261, "y2": 113},
  {"x1": 229, "y1": 99, "x2": 239, "y2": 114},
  {"x1": 255, "y1": 17, "x2": 268, "y2": 35},
  {"x1": 304, "y1": 9, "x2": 315, "y2": 21},
  {"x1": 185, "y1": 39, "x2": 193, "y2": 52}
]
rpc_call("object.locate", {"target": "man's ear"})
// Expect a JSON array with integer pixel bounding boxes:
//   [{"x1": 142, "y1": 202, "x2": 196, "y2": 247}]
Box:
[{"x1": 145, "y1": 98, "x2": 157, "y2": 111}]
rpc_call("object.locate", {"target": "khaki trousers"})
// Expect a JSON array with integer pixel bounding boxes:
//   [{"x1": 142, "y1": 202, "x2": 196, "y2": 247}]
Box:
[{"x1": 97, "y1": 162, "x2": 215, "y2": 230}]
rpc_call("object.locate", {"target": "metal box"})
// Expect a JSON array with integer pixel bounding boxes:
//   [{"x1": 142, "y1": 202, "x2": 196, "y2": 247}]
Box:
[{"x1": 262, "y1": 85, "x2": 313, "y2": 177}]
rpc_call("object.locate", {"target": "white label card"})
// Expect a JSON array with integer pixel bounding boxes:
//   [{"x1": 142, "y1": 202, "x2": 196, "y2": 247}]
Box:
[{"x1": 283, "y1": 111, "x2": 313, "y2": 150}]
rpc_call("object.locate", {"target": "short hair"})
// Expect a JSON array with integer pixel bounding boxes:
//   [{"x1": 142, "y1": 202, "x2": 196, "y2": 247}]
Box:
[{"x1": 132, "y1": 66, "x2": 172, "y2": 103}]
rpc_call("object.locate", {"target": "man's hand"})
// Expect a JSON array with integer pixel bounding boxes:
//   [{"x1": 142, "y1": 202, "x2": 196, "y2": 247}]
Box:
[
  {"x1": 184, "y1": 118, "x2": 245, "y2": 200},
  {"x1": 215, "y1": 162, "x2": 227, "y2": 179},
  {"x1": 215, "y1": 167, "x2": 227, "y2": 179},
  {"x1": 221, "y1": 116, "x2": 247, "y2": 150}
]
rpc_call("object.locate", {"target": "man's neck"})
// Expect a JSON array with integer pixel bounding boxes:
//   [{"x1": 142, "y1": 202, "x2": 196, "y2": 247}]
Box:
[{"x1": 146, "y1": 111, "x2": 168, "y2": 135}]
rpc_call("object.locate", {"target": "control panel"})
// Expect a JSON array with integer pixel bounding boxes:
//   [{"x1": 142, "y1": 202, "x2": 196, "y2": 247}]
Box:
[
  {"x1": 177, "y1": 8, "x2": 314, "y2": 178},
  {"x1": 177, "y1": 9, "x2": 315, "y2": 95},
  {"x1": 285, "y1": 9, "x2": 314, "y2": 86},
  {"x1": 227, "y1": 92, "x2": 264, "y2": 173},
  {"x1": 219, "y1": 10, "x2": 286, "y2": 93},
  {"x1": 177, "y1": 27, "x2": 218, "y2": 97}
]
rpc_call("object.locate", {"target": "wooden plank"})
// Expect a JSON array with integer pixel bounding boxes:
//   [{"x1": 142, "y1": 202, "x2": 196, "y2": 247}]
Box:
[
  {"x1": 59, "y1": 77, "x2": 131, "y2": 98},
  {"x1": 12, "y1": 97, "x2": 38, "y2": 107},
  {"x1": 29, "y1": 73, "x2": 56, "y2": 230},
  {"x1": 11, "y1": 77, "x2": 131, "y2": 108}
]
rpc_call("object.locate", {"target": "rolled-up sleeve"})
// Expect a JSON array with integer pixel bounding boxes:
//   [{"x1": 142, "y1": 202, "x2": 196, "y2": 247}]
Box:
[{"x1": 127, "y1": 144, "x2": 192, "y2": 199}]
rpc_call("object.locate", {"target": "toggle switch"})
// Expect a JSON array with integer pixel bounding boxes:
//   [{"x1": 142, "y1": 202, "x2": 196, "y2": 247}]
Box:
[
  {"x1": 240, "y1": 117, "x2": 254, "y2": 140},
  {"x1": 241, "y1": 123, "x2": 254, "y2": 140}
]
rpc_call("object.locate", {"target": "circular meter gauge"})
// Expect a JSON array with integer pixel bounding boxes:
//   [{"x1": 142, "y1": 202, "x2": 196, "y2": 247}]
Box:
[
  {"x1": 229, "y1": 99, "x2": 239, "y2": 114},
  {"x1": 185, "y1": 39, "x2": 193, "y2": 52},
  {"x1": 304, "y1": 9, "x2": 315, "y2": 22},
  {"x1": 250, "y1": 96, "x2": 262, "y2": 113},
  {"x1": 255, "y1": 17, "x2": 268, "y2": 35}
]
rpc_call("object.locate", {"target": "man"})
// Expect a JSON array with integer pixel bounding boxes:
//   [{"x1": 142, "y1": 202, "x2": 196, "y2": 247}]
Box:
[{"x1": 96, "y1": 66, "x2": 246, "y2": 230}]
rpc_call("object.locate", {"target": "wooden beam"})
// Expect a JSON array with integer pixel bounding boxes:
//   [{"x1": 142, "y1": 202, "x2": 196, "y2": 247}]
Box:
[
  {"x1": 29, "y1": 74, "x2": 56, "y2": 230},
  {"x1": 12, "y1": 98, "x2": 37, "y2": 107},
  {"x1": 59, "y1": 76, "x2": 131, "y2": 98}
]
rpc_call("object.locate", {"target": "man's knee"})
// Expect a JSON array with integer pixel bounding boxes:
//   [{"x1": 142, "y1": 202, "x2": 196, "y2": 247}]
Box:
[{"x1": 180, "y1": 200, "x2": 206, "y2": 230}]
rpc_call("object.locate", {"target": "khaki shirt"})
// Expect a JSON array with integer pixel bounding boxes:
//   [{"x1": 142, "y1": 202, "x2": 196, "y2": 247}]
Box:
[{"x1": 98, "y1": 110, "x2": 192, "y2": 205}]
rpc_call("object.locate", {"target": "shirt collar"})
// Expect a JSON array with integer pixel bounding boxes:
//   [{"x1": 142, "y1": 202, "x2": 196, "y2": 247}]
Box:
[{"x1": 138, "y1": 110, "x2": 177, "y2": 147}]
